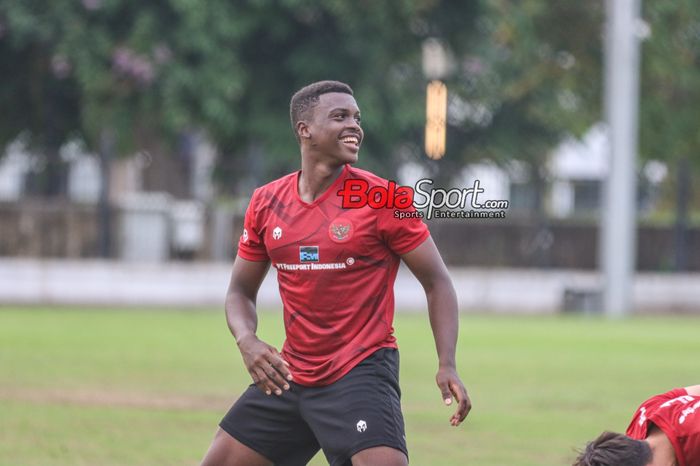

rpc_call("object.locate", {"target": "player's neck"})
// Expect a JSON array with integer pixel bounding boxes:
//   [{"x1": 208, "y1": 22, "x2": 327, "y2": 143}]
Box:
[
  {"x1": 645, "y1": 427, "x2": 678, "y2": 466},
  {"x1": 298, "y1": 161, "x2": 345, "y2": 203}
]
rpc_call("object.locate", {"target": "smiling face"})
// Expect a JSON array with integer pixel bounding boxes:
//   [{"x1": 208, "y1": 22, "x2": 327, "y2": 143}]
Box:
[{"x1": 298, "y1": 92, "x2": 364, "y2": 165}]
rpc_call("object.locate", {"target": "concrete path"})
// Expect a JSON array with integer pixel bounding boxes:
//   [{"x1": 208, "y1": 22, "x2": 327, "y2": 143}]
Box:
[{"x1": 0, "y1": 259, "x2": 698, "y2": 314}]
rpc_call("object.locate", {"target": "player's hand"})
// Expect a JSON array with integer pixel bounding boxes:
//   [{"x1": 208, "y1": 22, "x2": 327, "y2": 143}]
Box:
[
  {"x1": 436, "y1": 366, "x2": 471, "y2": 426},
  {"x1": 237, "y1": 334, "x2": 293, "y2": 396}
]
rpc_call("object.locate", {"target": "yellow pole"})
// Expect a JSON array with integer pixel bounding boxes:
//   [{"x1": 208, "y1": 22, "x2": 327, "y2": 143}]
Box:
[{"x1": 425, "y1": 80, "x2": 447, "y2": 160}]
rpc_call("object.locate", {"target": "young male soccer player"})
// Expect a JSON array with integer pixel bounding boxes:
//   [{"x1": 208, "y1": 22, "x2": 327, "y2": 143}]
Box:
[
  {"x1": 573, "y1": 384, "x2": 700, "y2": 466},
  {"x1": 200, "y1": 80, "x2": 471, "y2": 466}
]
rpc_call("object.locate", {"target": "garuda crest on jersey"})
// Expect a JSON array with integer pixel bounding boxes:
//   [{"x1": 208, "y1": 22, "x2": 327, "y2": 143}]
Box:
[{"x1": 328, "y1": 218, "x2": 353, "y2": 243}]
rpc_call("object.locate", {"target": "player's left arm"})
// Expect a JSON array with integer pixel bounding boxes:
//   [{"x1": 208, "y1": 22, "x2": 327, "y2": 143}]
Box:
[
  {"x1": 401, "y1": 235, "x2": 472, "y2": 426},
  {"x1": 685, "y1": 385, "x2": 700, "y2": 396}
]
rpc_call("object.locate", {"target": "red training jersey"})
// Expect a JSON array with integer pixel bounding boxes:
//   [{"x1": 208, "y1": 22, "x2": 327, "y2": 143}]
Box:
[
  {"x1": 626, "y1": 388, "x2": 700, "y2": 466},
  {"x1": 237, "y1": 164, "x2": 430, "y2": 386}
]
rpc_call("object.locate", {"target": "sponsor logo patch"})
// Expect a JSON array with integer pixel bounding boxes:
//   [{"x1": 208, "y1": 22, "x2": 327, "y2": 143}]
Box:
[{"x1": 299, "y1": 246, "x2": 319, "y2": 262}]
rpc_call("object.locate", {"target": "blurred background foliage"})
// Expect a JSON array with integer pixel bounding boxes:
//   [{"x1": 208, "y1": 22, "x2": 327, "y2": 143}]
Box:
[{"x1": 0, "y1": 0, "x2": 698, "y2": 196}]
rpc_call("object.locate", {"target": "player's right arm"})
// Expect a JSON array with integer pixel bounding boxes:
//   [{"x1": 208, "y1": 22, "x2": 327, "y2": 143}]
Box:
[
  {"x1": 225, "y1": 256, "x2": 293, "y2": 396},
  {"x1": 685, "y1": 385, "x2": 700, "y2": 396}
]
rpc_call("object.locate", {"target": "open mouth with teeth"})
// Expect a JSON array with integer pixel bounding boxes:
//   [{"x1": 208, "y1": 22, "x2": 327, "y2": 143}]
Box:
[{"x1": 340, "y1": 135, "x2": 360, "y2": 150}]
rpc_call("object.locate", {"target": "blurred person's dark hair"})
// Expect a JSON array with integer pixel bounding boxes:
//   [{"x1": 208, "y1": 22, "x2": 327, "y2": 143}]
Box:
[
  {"x1": 572, "y1": 431, "x2": 652, "y2": 466},
  {"x1": 290, "y1": 80, "x2": 354, "y2": 142}
]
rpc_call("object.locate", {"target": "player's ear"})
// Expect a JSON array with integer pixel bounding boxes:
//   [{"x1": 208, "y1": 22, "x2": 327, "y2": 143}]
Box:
[{"x1": 297, "y1": 121, "x2": 311, "y2": 140}]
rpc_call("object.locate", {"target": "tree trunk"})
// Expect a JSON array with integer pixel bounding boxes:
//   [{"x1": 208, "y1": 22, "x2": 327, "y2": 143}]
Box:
[
  {"x1": 673, "y1": 156, "x2": 691, "y2": 271},
  {"x1": 41, "y1": 146, "x2": 66, "y2": 197},
  {"x1": 98, "y1": 128, "x2": 114, "y2": 258},
  {"x1": 531, "y1": 163, "x2": 552, "y2": 268}
]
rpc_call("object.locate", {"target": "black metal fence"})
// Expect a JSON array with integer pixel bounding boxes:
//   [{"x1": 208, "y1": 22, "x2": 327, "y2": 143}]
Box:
[{"x1": 1, "y1": 200, "x2": 698, "y2": 271}]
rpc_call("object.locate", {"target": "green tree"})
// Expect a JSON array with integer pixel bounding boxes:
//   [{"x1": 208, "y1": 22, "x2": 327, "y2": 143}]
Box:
[
  {"x1": 0, "y1": 0, "x2": 482, "y2": 196},
  {"x1": 0, "y1": 0, "x2": 248, "y2": 194},
  {"x1": 207, "y1": 0, "x2": 480, "y2": 192},
  {"x1": 5, "y1": 0, "x2": 695, "y2": 213},
  {"x1": 0, "y1": 1, "x2": 82, "y2": 195},
  {"x1": 639, "y1": 0, "x2": 700, "y2": 269},
  {"x1": 442, "y1": 1, "x2": 603, "y2": 195}
]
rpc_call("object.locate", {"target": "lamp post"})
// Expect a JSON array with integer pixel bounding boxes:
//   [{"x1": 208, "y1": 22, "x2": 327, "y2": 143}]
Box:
[
  {"x1": 425, "y1": 81, "x2": 447, "y2": 160},
  {"x1": 600, "y1": 0, "x2": 642, "y2": 317},
  {"x1": 422, "y1": 38, "x2": 450, "y2": 160}
]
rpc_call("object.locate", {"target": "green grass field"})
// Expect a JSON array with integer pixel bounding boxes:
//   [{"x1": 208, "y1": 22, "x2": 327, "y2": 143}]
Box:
[{"x1": 1, "y1": 307, "x2": 698, "y2": 466}]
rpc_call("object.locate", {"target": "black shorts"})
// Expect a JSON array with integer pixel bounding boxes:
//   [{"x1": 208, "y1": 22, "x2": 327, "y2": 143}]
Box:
[{"x1": 219, "y1": 348, "x2": 407, "y2": 466}]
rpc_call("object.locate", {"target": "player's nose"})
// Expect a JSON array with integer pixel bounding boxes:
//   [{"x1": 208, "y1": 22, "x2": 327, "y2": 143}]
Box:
[{"x1": 346, "y1": 120, "x2": 362, "y2": 138}]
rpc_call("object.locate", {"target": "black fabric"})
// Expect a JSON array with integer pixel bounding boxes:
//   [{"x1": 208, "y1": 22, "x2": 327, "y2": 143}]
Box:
[{"x1": 219, "y1": 348, "x2": 407, "y2": 466}]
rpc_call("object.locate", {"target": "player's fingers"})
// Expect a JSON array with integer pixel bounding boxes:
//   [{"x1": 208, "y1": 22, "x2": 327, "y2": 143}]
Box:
[
  {"x1": 281, "y1": 359, "x2": 292, "y2": 375},
  {"x1": 270, "y1": 357, "x2": 293, "y2": 382},
  {"x1": 253, "y1": 359, "x2": 284, "y2": 396},
  {"x1": 251, "y1": 367, "x2": 271, "y2": 395},
  {"x1": 267, "y1": 348, "x2": 293, "y2": 381},
  {"x1": 264, "y1": 362, "x2": 289, "y2": 395},
  {"x1": 437, "y1": 380, "x2": 453, "y2": 406},
  {"x1": 450, "y1": 381, "x2": 471, "y2": 425}
]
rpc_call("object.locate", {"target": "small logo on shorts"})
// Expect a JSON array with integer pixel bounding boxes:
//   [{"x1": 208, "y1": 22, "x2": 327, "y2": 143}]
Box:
[
  {"x1": 356, "y1": 420, "x2": 367, "y2": 433},
  {"x1": 272, "y1": 226, "x2": 282, "y2": 240}
]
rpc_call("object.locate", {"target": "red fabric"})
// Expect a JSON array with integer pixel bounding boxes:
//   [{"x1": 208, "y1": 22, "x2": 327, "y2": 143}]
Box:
[
  {"x1": 237, "y1": 164, "x2": 429, "y2": 386},
  {"x1": 626, "y1": 388, "x2": 700, "y2": 466}
]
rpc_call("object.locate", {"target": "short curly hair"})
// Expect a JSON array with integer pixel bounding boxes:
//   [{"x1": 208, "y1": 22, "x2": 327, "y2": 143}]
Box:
[
  {"x1": 289, "y1": 80, "x2": 354, "y2": 142},
  {"x1": 572, "y1": 431, "x2": 652, "y2": 466}
]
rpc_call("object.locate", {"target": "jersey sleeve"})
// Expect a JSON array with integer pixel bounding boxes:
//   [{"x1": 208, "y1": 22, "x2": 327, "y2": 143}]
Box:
[
  {"x1": 237, "y1": 189, "x2": 269, "y2": 262},
  {"x1": 626, "y1": 388, "x2": 690, "y2": 439},
  {"x1": 377, "y1": 204, "x2": 430, "y2": 255}
]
